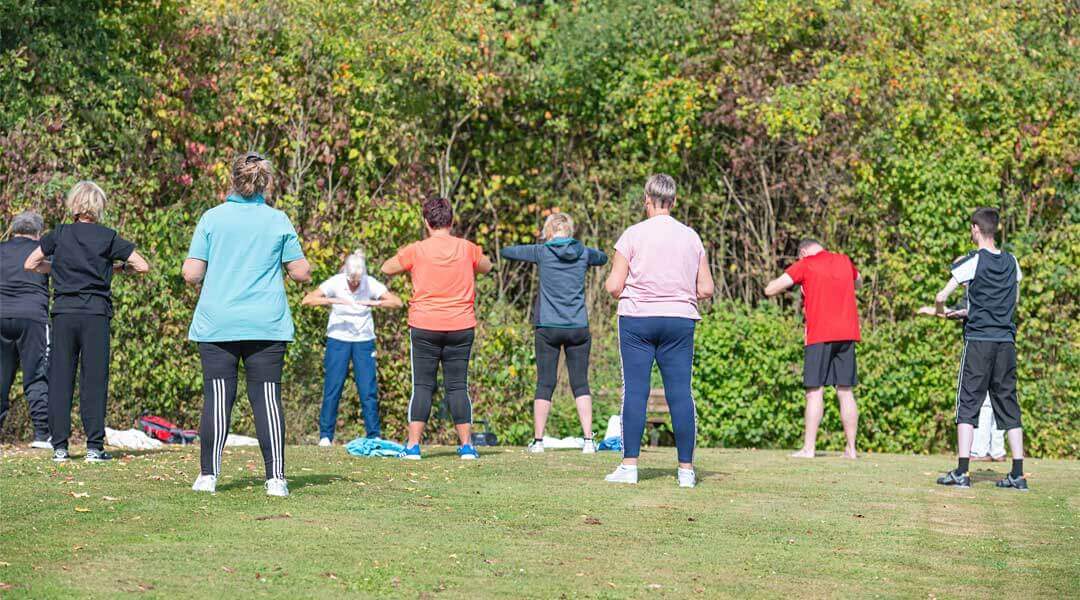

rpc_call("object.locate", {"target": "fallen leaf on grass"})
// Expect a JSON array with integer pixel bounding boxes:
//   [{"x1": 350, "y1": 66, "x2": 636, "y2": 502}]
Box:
[
  {"x1": 103, "y1": 496, "x2": 119, "y2": 501},
  {"x1": 647, "y1": 583, "x2": 662, "y2": 589},
  {"x1": 853, "y1": 514, "x2": 865, "y2": 518},
  {"x1": 0, "y1": 582, "x2": 13, "y2": 590},
  {"x1": 254, "y1": 513, "x2": 292, "y2": 521},
  {"x1": 687, "y1": 517, "x2": 696, "y2": 522},
  {"x1": 255, "y1": 573, "x2": 265, "y2": 581},
  {"x1": 606, "y1": 582, "x2": 616, "y2": 588},
  {"x1": 72, "y1": 545, "x2": 84, "y2": 551},
  {"x1": 74, "y1": 507, "x2": 91, "y2": 513},
  {"x1": 137, "y1": 583, "x2": 154, "y2": 592},
  {"x1": 584, "y1": 517, "x2": 602, "y2": 525},
  {"x1": 69, "y1": 491, "x2": 89, "y2": 498},
  {"x1": 0, "y1": 561, "x2": 10, "y2": 567},
  {"x1": 222, "y1": 566, "x2": 235, "y2": 574},
  {"x1": 323, "y1": 572, "x2": 338, "y2": 580}
]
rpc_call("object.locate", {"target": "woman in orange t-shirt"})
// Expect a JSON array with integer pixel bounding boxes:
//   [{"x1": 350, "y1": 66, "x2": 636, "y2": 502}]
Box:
[{"x1": 381, "y1": 196, "x2": 492, "y2": 460}]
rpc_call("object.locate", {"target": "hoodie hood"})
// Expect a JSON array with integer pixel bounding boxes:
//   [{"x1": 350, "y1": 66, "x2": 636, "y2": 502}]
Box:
[{"x1": 545, "y1": 237, "x2": 585, "y2": 262}]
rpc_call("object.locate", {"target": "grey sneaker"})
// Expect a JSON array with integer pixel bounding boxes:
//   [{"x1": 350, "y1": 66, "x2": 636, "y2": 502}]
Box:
[
  {"x1": 53, "y1": 448, "x2": 70, "y2": 462},
  {"x1": 85, "y1": 449, "x2": 113, "y2": 463}
]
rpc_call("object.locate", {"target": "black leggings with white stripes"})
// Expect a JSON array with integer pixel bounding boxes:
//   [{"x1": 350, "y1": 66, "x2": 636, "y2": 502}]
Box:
[{"x1": 198, "y1": 341, "x2": 286, "y2": 481}]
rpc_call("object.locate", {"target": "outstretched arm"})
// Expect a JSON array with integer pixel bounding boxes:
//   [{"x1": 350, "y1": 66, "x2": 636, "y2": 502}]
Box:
[
  {"x1": 500, "y1": 245, "x2": 540, "y2": 263},
  {"x1": 121, "y1": 250, "x2": 150, "y2": 274},
  {"x1": 764, "y1": 273, "x2": 795, "y2": 297},
  {"x1": 587, "y1": 248, "x2": 609, "y2": 267},
  {"x1": 604, "y1": 251, "x2": 629, "y2": 299}
]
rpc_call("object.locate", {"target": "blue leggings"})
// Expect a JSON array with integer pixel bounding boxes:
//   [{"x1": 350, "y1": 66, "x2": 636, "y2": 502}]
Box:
[{"x1": 619, "y1": 316, "x2": 697, "y2": 463}]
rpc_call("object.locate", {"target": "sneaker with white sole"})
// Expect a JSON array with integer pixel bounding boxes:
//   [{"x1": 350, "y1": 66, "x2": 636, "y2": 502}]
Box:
[
  {"x1": 582, "y1": 439, "x2": 596, "y2": 454},
  {"x1": 527, "y1": 441, "x2": 545, "y2": 454},
  {"x1": 85, "y1": 449, "x2": 112, "y2": 462},
  {"x1": 458, "y1": 444, "x2": 479, "y2": 460},
  {"x1": 265, "y1": 478, "x2": 289, "y2": 497},
  {"x1": 399, "y1": 444, "x2": 422, "y2": 460},
  {"x1": 604, "y1": 464, "x2": 638, "y2": 484},
  {"x1": 30, "y1": 436, "x2": 52, "y2": 450},
  {"x1": 677, "y1": 467, "x2": 696, "y2": 488},
  {"x1": 318, "y1": 437, "x2": 332, "y2": 447},
  {"x1": 52, "y1": 448, "x2": 70, "y2": 462},
  {"x1": 192, "y1": 474, "x2": 217, "y2": 493}
]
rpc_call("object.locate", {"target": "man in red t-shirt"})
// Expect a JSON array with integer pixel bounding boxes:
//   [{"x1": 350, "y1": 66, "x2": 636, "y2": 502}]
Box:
[{"x1": 765, "y1": 239, "x2": 862, "y2": 459}]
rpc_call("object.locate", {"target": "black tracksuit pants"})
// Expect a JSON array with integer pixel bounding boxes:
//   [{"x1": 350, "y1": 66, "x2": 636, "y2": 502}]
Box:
[
  {"x1": 0, "y1": 317, "x2": 50, "y2": 438},
  {"x1": 48, "y1": 314, "x2": 111, "y2": 451},
  {"x1": 198, "y1": 341, "x2": 287, "y2": 481}
]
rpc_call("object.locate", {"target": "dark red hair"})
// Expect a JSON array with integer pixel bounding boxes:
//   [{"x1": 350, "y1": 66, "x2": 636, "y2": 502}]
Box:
[{"x1": 422, "y1": 196, "x2": 453, "y2": 229}]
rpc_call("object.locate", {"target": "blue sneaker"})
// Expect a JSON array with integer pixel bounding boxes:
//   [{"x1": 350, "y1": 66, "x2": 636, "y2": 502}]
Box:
[
  {"x1": 458, "y1": 444, "x2": 479, "y2": 460},
  {"x1": 399, "y1": 444, "x2": 422, "y2": 460}
]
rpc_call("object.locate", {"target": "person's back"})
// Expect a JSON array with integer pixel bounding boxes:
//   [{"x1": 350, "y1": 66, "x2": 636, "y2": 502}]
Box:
[
  {"x1": 0, "y1": 236, "x2": 49, "y2": 322},
  {"x1": 616, "y1": 215, "x2": 704, "y2": 319},
  {"x1": 188, "y1": 194, "x2": 304, "y2": 342},
  {"x1": 952, "y1": 249, "x2": 1020, "y2": 342},
  {"x1": 786, "y1": 250, "x2": 861, "y2": 345},
  {"x1": 398, "y1": 234, "x2": 482, "y2": 331},
  {"x1": 44, "y1": 222, "x2": 133, "y2": 317}
]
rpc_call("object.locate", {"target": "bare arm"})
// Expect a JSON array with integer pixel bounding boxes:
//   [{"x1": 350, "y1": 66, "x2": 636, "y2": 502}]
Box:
[
  {"x1": 369, "y1": 290, "x2": 404, "y2": 308},
  {"x1": 604, "y1": 251, "x2": 629, "y2": 299},
  {"x1": 696, "y1": 253, "x2": 714, "y2": 300},
  {"x1": 285, "y1": 258, "x2": 312, "y2": 283},
  {"x1": 23, "y1": 247, "x2": 49, "y2": 274},
  {"x1": 181, "y1": 258, "x2": 206, "y2": 285},
  {"x1": 475, "y1": 254, "x2": 493, "y2": 275},
  {"x1": 934, "y1": 277, "x2": 960, "y2": 315},
  {"x1": 121, "y1": 250, "x2": 150, "y2": 274},
  {"x1": 381, "y1": 255, "x2": 406, "y2": 277},
  {"x1": 854, "y1": 271, "x2": 863, "y2": 290},
  {"x1": 301, "y1": 288, "x2": 349, "y2": 307},
  {"x1": 764, "y1": 273, "x2": 795, "y2": 297}
]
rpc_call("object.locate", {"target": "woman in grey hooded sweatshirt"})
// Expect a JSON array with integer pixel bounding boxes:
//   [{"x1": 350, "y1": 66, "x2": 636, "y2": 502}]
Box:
[{"x1": 501, "y1": 213, "x2": 607, "y2": 453}]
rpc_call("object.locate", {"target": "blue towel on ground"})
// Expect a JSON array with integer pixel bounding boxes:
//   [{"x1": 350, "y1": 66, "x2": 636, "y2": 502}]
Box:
[
  {"x1": 597, "y1": 436, "x2": 622, "y2": 451},
  {"x1": 345, "y1": 437, "x2": 405, "y2": 457}
]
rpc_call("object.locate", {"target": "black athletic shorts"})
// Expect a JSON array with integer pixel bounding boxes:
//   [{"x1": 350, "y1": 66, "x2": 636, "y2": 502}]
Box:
[
  {"x1": 955, "y1": 340, "x2": 1021, "y2": 430},
  {"x1": 803, "y1": 341, "x2": 857, "y2": 388}
]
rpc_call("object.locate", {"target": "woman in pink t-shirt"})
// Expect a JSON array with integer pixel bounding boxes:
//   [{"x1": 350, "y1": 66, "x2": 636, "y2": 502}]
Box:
[{"x1": 603, "y1": 174, "x2": 714, "y2": 488}]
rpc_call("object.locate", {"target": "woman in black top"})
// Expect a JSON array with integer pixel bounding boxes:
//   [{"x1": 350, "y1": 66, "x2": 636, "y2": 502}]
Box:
[{"x1": 24, "y1": 181, "x2": 150, "y2": 462}]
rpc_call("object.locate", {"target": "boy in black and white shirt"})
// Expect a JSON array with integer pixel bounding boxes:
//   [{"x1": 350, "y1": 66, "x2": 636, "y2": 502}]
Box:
[{"x1": 933, "y1": 207, "x2": 1028, "y2": 491}]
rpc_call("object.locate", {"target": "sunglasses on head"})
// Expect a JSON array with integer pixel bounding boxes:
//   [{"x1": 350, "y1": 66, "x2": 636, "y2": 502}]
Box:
[{"x1": 244, "y1": 152, "x2": 265, "y2": 164}]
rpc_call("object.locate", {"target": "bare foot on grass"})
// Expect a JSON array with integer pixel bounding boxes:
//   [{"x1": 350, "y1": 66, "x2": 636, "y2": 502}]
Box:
[{"x1": 790, "y1": 449, "x2": 815, "y2": 458}]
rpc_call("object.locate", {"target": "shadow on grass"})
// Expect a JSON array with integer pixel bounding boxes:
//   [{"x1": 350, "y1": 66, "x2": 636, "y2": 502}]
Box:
[{"x1": 216, "y1": 473, "x2": 340, "y2": 492}]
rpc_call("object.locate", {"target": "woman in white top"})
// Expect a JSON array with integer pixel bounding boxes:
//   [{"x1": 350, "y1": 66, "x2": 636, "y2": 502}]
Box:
[{"x1": 302, "y1": 249, "x2": 402, "y2": 444}]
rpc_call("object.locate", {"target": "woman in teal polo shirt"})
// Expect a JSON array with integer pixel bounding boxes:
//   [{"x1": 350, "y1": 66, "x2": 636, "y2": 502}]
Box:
[{"x1": 181, "y1": 152, "x2": 312, "y2": 497}]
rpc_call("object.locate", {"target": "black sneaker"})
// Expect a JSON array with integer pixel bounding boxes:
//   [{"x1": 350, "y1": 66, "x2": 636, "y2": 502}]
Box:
[
  {"x1": 936, "y1": 470, "x2": 971, "y2": 488},
  {"x1": 52, "y1": 448, "x2": 70, "y2": 462},
  {"x1": 995, "y1": 473, "x2": 1029, "y2": 491},
  {"x1": 85, "y1": 449, "x2": 113, "y2": 463}
]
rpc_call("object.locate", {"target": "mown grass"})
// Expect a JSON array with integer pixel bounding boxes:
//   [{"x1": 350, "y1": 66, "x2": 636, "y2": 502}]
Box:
[{"x1": 0, "y1": 445, "x2": 1077, "y2": 598}]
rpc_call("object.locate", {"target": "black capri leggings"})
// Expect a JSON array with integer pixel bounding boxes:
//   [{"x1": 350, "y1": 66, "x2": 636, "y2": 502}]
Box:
[
  {"x1": 534, "y1": 326, "x2": 591, "y2": 401},
  {"x1": 408, "y1": 327, "x2": 475, "y2": 425}
]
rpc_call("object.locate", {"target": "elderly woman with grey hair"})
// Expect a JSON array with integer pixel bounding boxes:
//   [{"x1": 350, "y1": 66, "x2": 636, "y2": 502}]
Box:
[
  {"x1": 302, "y1": 249, "x2": 402, "y2": 445},
  {"x1": 1, "y1": 211, "x2": 52, "y2": 447}
]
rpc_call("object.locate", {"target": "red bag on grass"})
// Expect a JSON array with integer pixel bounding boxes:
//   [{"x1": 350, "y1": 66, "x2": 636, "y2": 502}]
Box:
[{"x1": 137, "y1": 414, "x2": 198, "y2": 445}]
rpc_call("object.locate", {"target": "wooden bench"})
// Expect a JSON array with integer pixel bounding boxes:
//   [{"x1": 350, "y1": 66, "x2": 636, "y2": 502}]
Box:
[{"x1": 645, "y1": 388, "x2": 669, "y2": 447}]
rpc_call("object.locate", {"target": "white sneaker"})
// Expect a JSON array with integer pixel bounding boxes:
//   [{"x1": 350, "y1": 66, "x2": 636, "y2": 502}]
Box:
[
  {"x1": 318, "y1": 437, "x2": 332, "y2": 447},
  {"x1": 582, "y1": 439, "x2": 596, "y2": 454},
  {"x1": 677, "y1": 467, "x2": 696, "y2": 488},
  {"x1": 192, "y1": 474, "x2": 217, "y2": 493},
  {"x1": 604, "y1": 464, "x2": 638, "y2": 484},
  {"x1": 527, "y1": 441, "x2": 545, "y2": 454},
  {"x1": 265, "y1": 478, "x2": 289, "y2": 497},
  {"x1": 30, "y1": 438, "x2": 52, "y2": 450}
]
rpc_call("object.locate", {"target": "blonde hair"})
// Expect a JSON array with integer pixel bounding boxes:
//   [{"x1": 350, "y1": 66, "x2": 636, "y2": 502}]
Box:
[
  {"x1": 231, "y1": 152, "x2": 273, "y2": 198},
  {"x1": 66, "y1": 181, "x2": 106, "y2": 222},
  {"x1": 542, "y1": 212, "x2": 574, "y2": 240}
]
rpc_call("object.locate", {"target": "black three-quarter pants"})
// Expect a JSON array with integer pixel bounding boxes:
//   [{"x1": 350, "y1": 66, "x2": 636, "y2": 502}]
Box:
[
  {"x1": 198, "y1": 341, "x2": 287, "y2": 481},
  {"x1": 955, "y1": 340, "x2": 1021, "y2": 430},
  {"x1": 534, "y1": 326, "x2": 591, "y2": 400},
  {"x1": 0, "y1": 318, "x2": 50, "y2": 438},
  {"x1": 48, "y1": 314, "x2": 110, "y2": 451},
  {"x1": 408, "y1": 327, "x2": 474, "y2": 425}
]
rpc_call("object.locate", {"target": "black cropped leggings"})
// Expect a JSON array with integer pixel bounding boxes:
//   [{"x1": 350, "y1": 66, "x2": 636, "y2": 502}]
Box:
[
  {"x1": 534, "y1": 326, "x2": 591, "y2": 400},
  {"x1": 407, "y1": 327, "x2": 474, "y2": 425}
]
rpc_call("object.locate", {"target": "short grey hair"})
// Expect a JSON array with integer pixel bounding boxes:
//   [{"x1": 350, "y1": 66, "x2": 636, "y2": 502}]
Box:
[
  {"x1": 644, "y1": 174, "x2": 676, "y2": 208},
  {"x1": 11, "y1": 211, "x2": 44, "y2": 236},
  {"x1": 343, "y1": 248, "x2": 367, "y2": 281}
]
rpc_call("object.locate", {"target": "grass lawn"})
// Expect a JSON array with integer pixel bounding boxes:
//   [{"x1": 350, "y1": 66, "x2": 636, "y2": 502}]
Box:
[{"x1": 0, "y1": 445, "x2": 1077, "y2": 598}]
